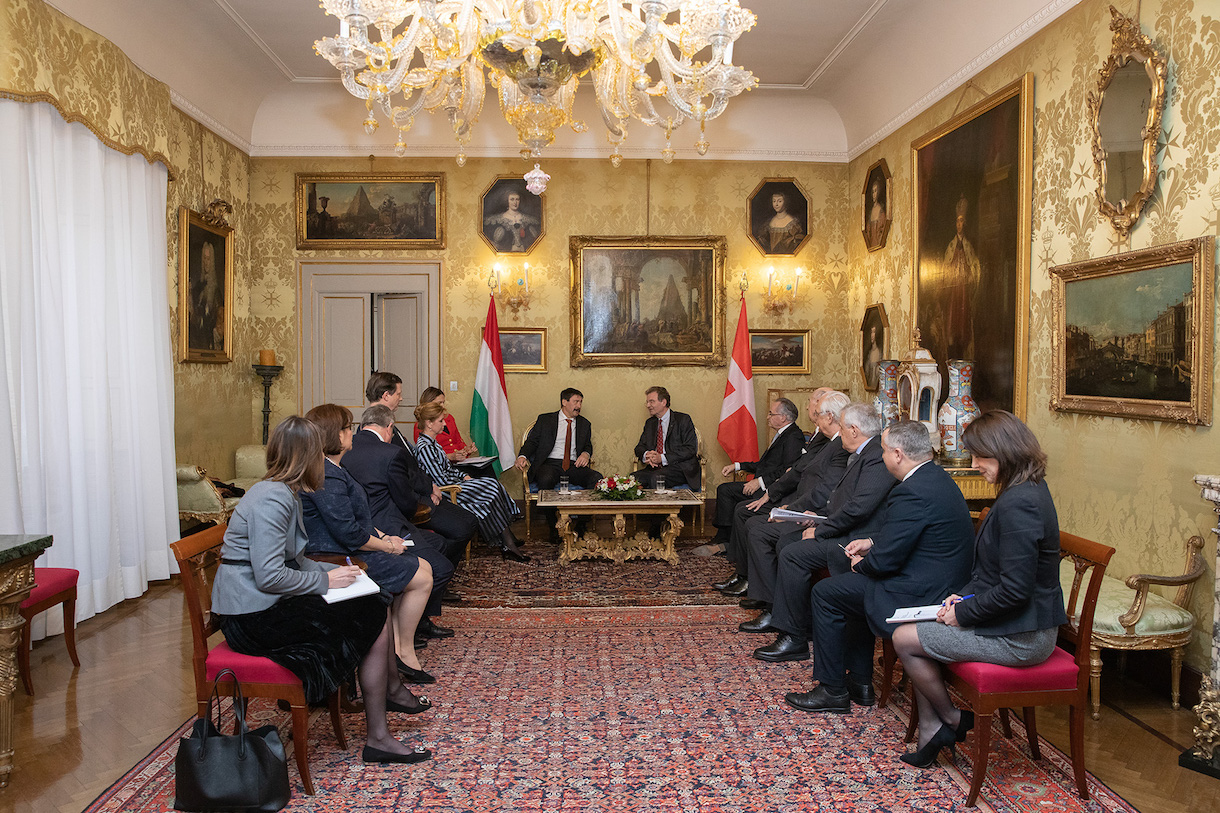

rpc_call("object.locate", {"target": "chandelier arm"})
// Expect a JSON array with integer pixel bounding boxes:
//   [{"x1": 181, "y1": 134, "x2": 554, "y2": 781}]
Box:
[{"x1": 340, "y1": 67, "x2": 375, "y2": 100}]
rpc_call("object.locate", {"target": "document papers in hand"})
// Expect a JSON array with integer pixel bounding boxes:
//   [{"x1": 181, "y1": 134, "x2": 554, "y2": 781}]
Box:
[
  {"x1": 766, "y1": 508, "x2": 825, "y2": 525},
  {"x1": 457, "y1": 456, "x2": 496, "y2": 466},
  {"x1": 885, "y1": 604, "x2": 943, "y2": 624},
  {"x1": 323, "y1": 570, "x2": 380, "y2": 604}
]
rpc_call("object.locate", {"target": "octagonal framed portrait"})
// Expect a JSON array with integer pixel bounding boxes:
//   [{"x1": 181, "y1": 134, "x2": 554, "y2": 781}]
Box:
[
  {"x1": 747, "y1": 178, "x2": 810, "y2": 257},
  {"x1": 480, "y1": 176, "x2": 545, "y2": 255}
]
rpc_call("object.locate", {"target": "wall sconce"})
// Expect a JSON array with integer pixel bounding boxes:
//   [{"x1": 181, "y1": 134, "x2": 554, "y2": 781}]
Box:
[
  {"x1": 489, "y1": 262, "x2": 532, "y2": 316},
  {"x1": 761, "y1": 266, "x2": 801, "y2": 316}
]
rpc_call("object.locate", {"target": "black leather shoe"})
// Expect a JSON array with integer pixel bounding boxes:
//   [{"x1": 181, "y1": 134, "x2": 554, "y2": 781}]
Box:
[
  {"x1": 501, "y1": 547, "x2": 531, "y2": 563},
  {"x1": 362, "y1": 744, "x2": 432, "y2": 764},
  {"x1": 386, "y1": 695, "x2": 432, "y2": 715},
  {"x1": 785, "y1": 684, "x2": 851, "y2": 714},
  {"x1": 738, "y1": 610, "x2": 776, "y2": 634},
  {"x1": 739, "y1": 597, "x2": 768, "y2": 610},
  {"x1": 412, "y1": 636, "x2": 428, "y2": 649},
  {"x1": 713, "y1": 575, "x2": 743, "y2": 592},
  {"x1": 441, "y1": 588, "x2": 462, "y2": 602},
  {"x1": 900, "y1": 724, "x2": 957, "y2": 768},
  {"x1": 847, "y1": 679, "x2": 876, "y2": 707},
  {"x1": 395, "y1": 657, "x2": 436, "y2": 684},
  {"x1": 417, "y1": 618, "x2": 455, "y2": 639},
  {"x1": 720, "y1": 578, "x2": 749, "y2": 597},
  {"x1": 753, "y1": 633, "x2": 810, "y2": 662}
]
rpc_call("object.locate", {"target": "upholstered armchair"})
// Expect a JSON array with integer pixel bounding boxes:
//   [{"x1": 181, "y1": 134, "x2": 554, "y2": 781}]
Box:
[
  {"x1": 176, "y1": 465, "x2": 239, "y2": 525},
  {"x1": 232, "y1": 444, "x2": 267, "y2": 492}
]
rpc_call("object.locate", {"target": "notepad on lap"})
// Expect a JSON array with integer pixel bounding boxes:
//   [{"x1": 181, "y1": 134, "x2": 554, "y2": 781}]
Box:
[
  {"x1": 767, "y1": 508, "x2": 825, "y2": 525},
  {"x1": 885, "y1": 604, "x2": 943, "y2": 624},
  {"x1": 323, "y1": 570, "x2": 380, "y2": 604},
  {"x1": 457, "y1": 455, "x2": 496, "y2": 466}
]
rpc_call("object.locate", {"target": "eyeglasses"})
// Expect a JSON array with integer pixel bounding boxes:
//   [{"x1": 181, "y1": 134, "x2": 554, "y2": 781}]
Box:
[{"x1": 349, "y1": 422, "x2": 360, "y2": 431}]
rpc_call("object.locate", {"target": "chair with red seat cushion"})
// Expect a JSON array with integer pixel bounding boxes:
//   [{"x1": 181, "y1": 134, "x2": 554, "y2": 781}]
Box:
[
  {"x1": 170, "y1": 524, "x2": 347, "y2": 796},
  {"x1": 18, "y1": 567, "x2": 81, "y2": 695}
]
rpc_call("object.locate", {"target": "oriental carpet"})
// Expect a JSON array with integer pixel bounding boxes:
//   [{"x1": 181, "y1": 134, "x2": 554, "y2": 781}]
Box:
[{"x1": 88, "y1": 603, "x2": 1136, "y2": 813}]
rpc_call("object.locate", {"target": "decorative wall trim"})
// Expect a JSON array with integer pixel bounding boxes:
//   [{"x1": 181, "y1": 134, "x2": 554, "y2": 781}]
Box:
[
  {"x1": 248, "y1": 142, "x2": 849, "y2": 163},
  {"x1": 170, "y1": 90, "x2": 254, "y2": 156}
]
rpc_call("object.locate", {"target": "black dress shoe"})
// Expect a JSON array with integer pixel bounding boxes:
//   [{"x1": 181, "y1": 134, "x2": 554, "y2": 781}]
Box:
[
  {"x1": 362, "y1": 744, "x2": 432, "y2": 764},
  {"x1": 954, "y1": 709, "x2": 975, "y2": 742},
  {"x1": 441, "y1": 588, "x2": 462, "y2": 602},
  {"x1": 720, "y1": 578, "x2": 749, "y2": 597},
  {"x1": 412, "y1": 636, "x2": 428, "y2": 649},
  {"x1": 501, "y1": 547, "x2": 531, "y2": 563},
  {"x1": 738, "y1": 610, "x2": 776, "y2": 634},
  {"x1": 739, "y1": 597, "x2": 768, "y2": 610},
  {"x1": 417, "y1": 618, "x2": 455, "y2": 639},
  {"x1": 713, "y1": 574, "x2": 743, "y2": 592},
  {"x1": 753, "y1": 633, "x2": 810, "y2": 662},
  {"x1": 395, "y1": 657, "x2": 436, "y2": 684},
  {"x1": 847, "y1": 679, "x2": 876, "y2": 706},
  {"x1": 785, "y1": 684, "x2": 851, "y2": 714},
  {"x1": 386, "y1": 694, "x2": 432, "y2": 715}
]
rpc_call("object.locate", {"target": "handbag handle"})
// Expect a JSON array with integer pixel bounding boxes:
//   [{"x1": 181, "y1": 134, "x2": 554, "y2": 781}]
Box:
[{"x1": 196, "y1": 668, "x2": 250, "y2": 761}]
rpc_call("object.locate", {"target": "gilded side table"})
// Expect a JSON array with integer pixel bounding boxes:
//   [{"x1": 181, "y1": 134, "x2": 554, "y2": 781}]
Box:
[
  {"x1": 0, "y1": 534, "x2": 53, "y2": 788},
  {"x1": 536, "y1": 490, "x2": 701, "y2": 565}
]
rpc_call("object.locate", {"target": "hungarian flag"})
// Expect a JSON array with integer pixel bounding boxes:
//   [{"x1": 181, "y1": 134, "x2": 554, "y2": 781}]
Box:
[
  {"x1": 717, "y1": 299, "x2": 759, "y2": 463},
  {"x1": 469, "y1": 296, "x2": 514, "y2": 475}
]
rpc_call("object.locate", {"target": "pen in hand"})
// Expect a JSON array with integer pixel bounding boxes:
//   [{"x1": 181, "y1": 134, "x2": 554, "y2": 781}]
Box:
[
  {"x1": 942, "y1": 593, "x2": 974, "y2": 607},
  {"x1": 345, "y1": 556, "x2": 353, "y2": 567}
]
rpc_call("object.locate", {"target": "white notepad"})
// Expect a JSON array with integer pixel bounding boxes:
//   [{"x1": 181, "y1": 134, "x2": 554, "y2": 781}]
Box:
[
  {"x1": 323, "y1": 570, "x2": 380, "y2": 604},
  {"x1": 767, "y1": 508, "x2": 826, "y2": 524},
  {"x1": 885, "y1": 604, "x2": 943, "y2": 624}
]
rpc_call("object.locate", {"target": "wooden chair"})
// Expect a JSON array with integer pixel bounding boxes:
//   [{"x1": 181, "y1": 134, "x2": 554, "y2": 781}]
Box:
[
  {"x1": 18, "y1": 567, "x2": 80, "y2": 695},
  {"x1": 170, "y1": 524, "x2": 347, "y2": 796}
]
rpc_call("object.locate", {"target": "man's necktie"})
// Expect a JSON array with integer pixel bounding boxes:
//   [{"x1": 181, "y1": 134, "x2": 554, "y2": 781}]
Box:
[
  {"x1": 656, "y1": 420, "x2": 664, "y2": 456},
  {"x1": 562, "y1": 419, "x2": 572, "y2": 471}
]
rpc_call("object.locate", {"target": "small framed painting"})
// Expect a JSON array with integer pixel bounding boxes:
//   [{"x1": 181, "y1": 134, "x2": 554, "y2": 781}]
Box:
[
  {"x1": 178, "y1": 206, "x2": 233, "y2": 363},
  {"x1": 480, "y1": 176, "x2": 544, "y2": 254},
  {"x1": 296, "y1": 173, "x2": 444, "y2": 249},
  {"x1": 749, "y1": 329, "x2": 811, "y2": 375},
  {"x1": 862, "y1": 159, "x2": 893, "y2": 252},
  {"x1": 860, "y1": 303, "x2": 890, "y2": 391},
  {"x1": 500, "y1": 328, "x2": 547, "y2": 373},
  {"x1": 747, "y1": 179, "x2": 811, "y2": 257}
]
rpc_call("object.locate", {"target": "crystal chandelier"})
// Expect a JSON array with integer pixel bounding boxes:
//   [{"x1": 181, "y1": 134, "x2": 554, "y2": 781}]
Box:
[{"x1": 315, "y1": 1, "x2": 758, "y2": 167}]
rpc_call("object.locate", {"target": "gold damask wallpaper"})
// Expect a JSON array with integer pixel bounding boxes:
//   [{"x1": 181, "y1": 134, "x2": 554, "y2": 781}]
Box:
[{"x1": 847, "y1": 0, "x2": 1220, "y2": 669}]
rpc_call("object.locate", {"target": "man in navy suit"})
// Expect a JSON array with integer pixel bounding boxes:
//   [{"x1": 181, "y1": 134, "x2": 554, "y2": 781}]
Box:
[
  {"x1": 747, "y1": 402, "x2": 897, "y2": 661},
  {"x1": 785, "y1": 420, "x2": 973, "y2": 713},
  {"x1": 631, "y1": 386, "x2": 701, "y2": 491},
  {"x1": 515, "y1": 388, "x2": 603, "y2": 541}
]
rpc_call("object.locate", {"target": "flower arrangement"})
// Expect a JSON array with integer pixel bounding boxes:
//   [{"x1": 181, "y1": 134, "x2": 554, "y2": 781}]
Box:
[{"x1": 594, "y1": 474, "x2": 646, "y2": 501}]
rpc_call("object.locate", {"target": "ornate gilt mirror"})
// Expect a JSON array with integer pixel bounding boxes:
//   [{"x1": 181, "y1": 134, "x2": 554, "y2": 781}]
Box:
[{"x1": 1087, "y1": 6, "x2": 1167, "y2": 239}]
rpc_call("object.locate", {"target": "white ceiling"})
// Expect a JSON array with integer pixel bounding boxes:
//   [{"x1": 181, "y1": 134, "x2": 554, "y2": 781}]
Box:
[{"x1": 47, "y1": 0, "x2": 1084, "y2": 162}]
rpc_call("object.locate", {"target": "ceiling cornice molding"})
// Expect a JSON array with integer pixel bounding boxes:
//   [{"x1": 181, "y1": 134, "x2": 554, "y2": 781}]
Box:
[
  {"x1": 212, "y1": 0, "x2": 298, "y2": 81},
  {"x1": 171, "y1": 90, "x2": 254, "y2": 154},
  {"x1": 846, "y1": 0, "x2": 1081, "y2": 160},
  {"x1": 247, "y1": 143, "x2": 848, "y2": 164},
  {"x1": 799, "y1": 0, "x2": 890, "y2": 91}
]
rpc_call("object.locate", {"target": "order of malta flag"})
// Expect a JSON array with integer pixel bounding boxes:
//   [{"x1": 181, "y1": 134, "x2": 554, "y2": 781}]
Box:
[
  {"x1": 717, "y1": 298, "x2": 759, "y2": 463},
  {"x1": 469, "y1": 296, "x2": 515, "y2": 475}
]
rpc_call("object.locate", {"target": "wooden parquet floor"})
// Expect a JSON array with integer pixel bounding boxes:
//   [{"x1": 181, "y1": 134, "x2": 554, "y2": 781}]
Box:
[{"x1": 6, "y1": 533, "x2": 1220, "y2": 813}]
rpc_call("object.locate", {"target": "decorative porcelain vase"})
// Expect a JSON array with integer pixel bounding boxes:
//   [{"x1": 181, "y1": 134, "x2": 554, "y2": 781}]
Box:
[
  {"x1": 938, "y1": 359, "x2": 980, "y2": 464},
  {"x1": 873, "y1": 359, "x2": 901, "y2": 429}
]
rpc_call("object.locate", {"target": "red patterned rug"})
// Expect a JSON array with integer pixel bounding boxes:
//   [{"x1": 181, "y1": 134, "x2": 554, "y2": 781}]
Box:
[{"x1": 88, "y1": 606, "x2": 1136, "y2": 813}]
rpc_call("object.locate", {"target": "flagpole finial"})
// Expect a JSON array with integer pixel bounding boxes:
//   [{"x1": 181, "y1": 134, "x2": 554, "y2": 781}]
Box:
[{"x1": 738, "y1": 270, "x2": 749, "y2": 300}]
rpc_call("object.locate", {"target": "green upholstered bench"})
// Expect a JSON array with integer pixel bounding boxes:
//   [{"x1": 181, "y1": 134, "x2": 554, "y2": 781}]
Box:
[
  {"x1": 1059, "y1": 535, "x2": 1205, "y2": 719},
  {"x1": 176, "y1": 465, "x2": 239, "y2": 525}
]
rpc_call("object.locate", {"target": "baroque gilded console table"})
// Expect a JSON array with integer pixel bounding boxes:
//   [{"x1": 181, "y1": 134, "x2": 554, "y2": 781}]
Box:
[
  {"x1": 537, "y1": 489, "x2": 701, "y2": 565},
  {"x1": 0, "y1": 534, "x2": 53, "y2": 788}
]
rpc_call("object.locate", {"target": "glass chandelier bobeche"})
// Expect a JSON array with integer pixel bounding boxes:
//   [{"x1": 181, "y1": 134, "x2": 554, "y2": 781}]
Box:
[{"x1": 315, "y1": 1, "x2": 758, "y2": 169}]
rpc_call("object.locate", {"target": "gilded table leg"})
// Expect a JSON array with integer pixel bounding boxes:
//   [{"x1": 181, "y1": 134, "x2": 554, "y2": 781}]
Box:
[
  {"x1": 557, "y1": 511, "x2": 576, "y2": 565},
  {"x1": 0, "y1": 561, "x2": 36, "y2": 788},
  {"x1": 658, "y1": 511, "x2": 682, "y2": 565}
]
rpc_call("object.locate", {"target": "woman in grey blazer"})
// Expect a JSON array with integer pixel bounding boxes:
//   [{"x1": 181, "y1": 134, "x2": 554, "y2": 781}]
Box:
[
  {"x1": 891, "y1": 411, "x2": 1067, "y2": 767},
  {"x1": 211, "y1": 416, "x2": 433, "y2": 764}
]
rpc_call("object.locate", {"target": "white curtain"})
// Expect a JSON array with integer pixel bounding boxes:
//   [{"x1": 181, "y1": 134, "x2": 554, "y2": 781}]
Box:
[{"x1": 0, "y1": 99, "x2": 178, "y2": 635}]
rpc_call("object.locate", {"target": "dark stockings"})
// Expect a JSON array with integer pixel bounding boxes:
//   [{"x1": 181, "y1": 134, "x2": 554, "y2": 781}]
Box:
[
  {"x1": 892, "y1": 623, "x2": 962, "y2": 748},
  {"x1": 359, "y1": 613, "x2": 426, "y2": 754}
]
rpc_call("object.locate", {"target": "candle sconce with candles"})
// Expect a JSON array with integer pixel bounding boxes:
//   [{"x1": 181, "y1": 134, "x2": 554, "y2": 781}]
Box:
[
  {"x1": 489, "y1": 262, "x2": 532, "y2": 317},
  {"x1": 760, "y1": 266, "x2": 802, "y2": 317}
]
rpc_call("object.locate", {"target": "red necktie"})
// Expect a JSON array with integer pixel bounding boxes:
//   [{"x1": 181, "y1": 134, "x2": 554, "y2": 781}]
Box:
[
  {"x1": 656, "y1": 419, "x2": 664, "y2": 456},
  {"x1": 562, "y1": 419, "x2": 572, "y2": 471}
]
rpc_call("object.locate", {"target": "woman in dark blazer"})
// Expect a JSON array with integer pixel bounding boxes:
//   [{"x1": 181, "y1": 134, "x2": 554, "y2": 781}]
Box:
[
  {"x1": 211, "y1": 416, "x2": 432, "y2": 764},
  {"x1": 301, "y1": 404, "x2": 437, "y2": 685},
  {"x1": 891, "y1": 410, "x2": 1067, "y2": 767}
]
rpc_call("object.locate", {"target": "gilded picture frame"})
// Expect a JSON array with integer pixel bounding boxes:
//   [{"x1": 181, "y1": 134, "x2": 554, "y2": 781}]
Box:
[
  {"x1": 1050, "y1": 236, "x2": 1214, "y2": 425},
  {"x1": 749, "y1": 329, "x2": 811, "y2": 375},
  {"x1": 860, "y1": 303, "x2": 889, "y2": 391},
  {"x1": 912, "y1": 73, "x2": 1033, "y2": 418},
  {"x1": 178, "y1": 206, "x2": 234, "y2": 363},
  {"x1": 500, "y1": 327, "x2": 548, "y2": 373},
  {"x1": 570, "y1": 235, "x2": 726, "y2": 368},
  {"x1": 296, "y1": 173, "x2": 444, "y2": 249},
  {"x1": 480, "y1": 176, "x2": 544, "y2": 255},
  {"x1": 747, "y1": 178, "x2": 811, "y2": 257},
  {"x1": 862, "y1": 159, "x2": 893, "y2": 252}
]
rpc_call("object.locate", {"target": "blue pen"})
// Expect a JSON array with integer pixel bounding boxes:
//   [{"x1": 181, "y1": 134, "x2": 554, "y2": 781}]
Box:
[
  {"x1": 345, "y1": 556, "x2": 353, "y2": 566},
  {"x1": 952, "y1": 594, "x2": 975, "y2": 605}
]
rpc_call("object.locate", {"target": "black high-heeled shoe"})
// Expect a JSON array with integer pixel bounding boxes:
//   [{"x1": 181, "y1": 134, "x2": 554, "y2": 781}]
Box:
[
  {"x1": 501, "y1": 547, "x2": 531, "y2": 563},
  {"x1": 386, "y1": 694, "x2": 432, "y2": 715},
  {"x1": 954, "y1": 709, "x2": 975, "y2": 742},
  {"x1": 900, "y1": 724, "x2": 957, "y2": 768},
  {"x1": 395, "y1": 656, "x2": 436, "y2": 684}
]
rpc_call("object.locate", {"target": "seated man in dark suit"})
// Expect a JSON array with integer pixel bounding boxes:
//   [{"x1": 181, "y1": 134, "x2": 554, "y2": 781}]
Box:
[
  {"x1": 784, "y1": 420, "x2": 974, "y2": 713},
  {"x1": 343, "y1": 404, "x2": 475, "y2": 639},
  {"x1": 630, "y1": 386, "x2": 701, "y2": 491},
  {"x1": 514, "y1": 387, "x2": 603, "y2": 542},
  {"x1": 716, "y1": 391, "x2": 851, "y2": 599},
  {"x1": 704, "y1": 397, "x2": 804, "y2": 549},
  {"x1": 747, "y1": 402, "x2": 897, "y2": 661}
]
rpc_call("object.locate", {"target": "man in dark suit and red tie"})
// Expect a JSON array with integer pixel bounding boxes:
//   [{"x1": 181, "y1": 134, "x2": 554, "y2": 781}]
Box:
[
  {"x1": 515, "y1": 388, "x2": 602, "y2": 542},
  {"x1": 631, "y1": 386, "x2": 701, "y2": 491}
]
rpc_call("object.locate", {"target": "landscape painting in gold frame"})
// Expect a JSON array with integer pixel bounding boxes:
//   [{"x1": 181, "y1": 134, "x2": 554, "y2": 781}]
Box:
[
  {"x1": 749, "y1": 330, "x2": 811, "y2": 375},
  {"x1": 500, "y1": 328, "x2": 547, "y2": 373},
  {"x1": 178, "y1": 206, "x2": 233, "y2": 363},
  {"x1": 1050, "y1": 237, "x2": 1213, "y2": 425},
  {"x1": 296, "y1": 173, "x2": 444, "y2": 249}
]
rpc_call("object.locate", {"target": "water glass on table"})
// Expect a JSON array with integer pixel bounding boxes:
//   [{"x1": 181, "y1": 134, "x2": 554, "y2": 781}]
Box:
[
  {"x1": 558, "y1": 474, "x2": 570, "y2": 495},
  {"x1": 654, "y1": 476, "x2": 665, "y2": 494}
]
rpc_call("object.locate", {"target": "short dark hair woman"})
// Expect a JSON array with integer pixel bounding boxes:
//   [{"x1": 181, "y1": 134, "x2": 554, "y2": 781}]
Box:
[
  {"x1": 301, "y1": 403, "x2": 438, "y2": 685},
  {"x1": 211, "y1": 416, "x2": 432, "y2": 764},
  {"x1": 891, "y1": 410, "x2": 1066, "y2": 767}
]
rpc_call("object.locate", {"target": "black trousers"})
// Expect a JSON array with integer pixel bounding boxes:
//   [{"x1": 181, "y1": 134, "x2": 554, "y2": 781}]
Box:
[
  {"x1": 421, "y1": 499, "x2": 479, "y2": 556},
  {"x1": 631, "y1": 464, "x2": 689, "y2": 490},
  {"x1": 405, "y1": 526, "x2": 454, "y2": 619},
  {"x1": 768, "y1": 533, "x2": 850, "y2": 638},
  {"x1": 725, "y1": 499, "x2": 770, "y2": 576},
  {"x1": 810, "y1": 572, "x2": 876, "y2": 689},
  {"x1": 532, "y1": 460, "x2": 603, "y2": 533}
]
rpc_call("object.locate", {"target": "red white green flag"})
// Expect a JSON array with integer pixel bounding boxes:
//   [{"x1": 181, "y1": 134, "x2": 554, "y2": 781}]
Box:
[{"x1": 469, "y1": 296, "x2": 514, "y2": 475}]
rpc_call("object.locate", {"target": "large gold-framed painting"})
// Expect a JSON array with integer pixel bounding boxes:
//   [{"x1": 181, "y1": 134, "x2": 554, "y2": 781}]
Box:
[
  {"x1": 178, "y1": 206, "x2": 233, "y2": 363},
  {"x1": 296, "y1": 173, "x2": 444, "y2": 249},
  {"x1": 912, "y1": 73, "x2": 1033, "y2": 417},
  {"x1": 569, "y1": 236, "x2": 726, "y2": 368}
]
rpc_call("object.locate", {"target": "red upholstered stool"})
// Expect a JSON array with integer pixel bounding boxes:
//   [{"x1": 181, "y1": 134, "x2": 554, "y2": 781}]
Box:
[{"x1": 19, "y1": 567, "x2": 81, "y2": 695}]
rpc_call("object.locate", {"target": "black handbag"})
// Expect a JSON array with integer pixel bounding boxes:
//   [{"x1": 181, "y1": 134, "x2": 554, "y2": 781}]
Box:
[{"x1": 174, "y1": 669, "x2": 292, "y2": 812}]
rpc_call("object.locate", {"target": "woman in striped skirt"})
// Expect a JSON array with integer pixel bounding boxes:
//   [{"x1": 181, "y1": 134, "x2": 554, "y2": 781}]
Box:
[{"x1": 413, "y1": 400, "x2": 530, "y2": 563}]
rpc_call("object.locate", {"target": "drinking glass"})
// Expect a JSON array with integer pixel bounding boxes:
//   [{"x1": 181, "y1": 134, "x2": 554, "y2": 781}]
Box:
[
  {"x1": 654, "y1": 476, "x2": 665, "y2": 494},
  {"x1": 558, "y1": 474, "x2": 570, "y2": 494}
]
